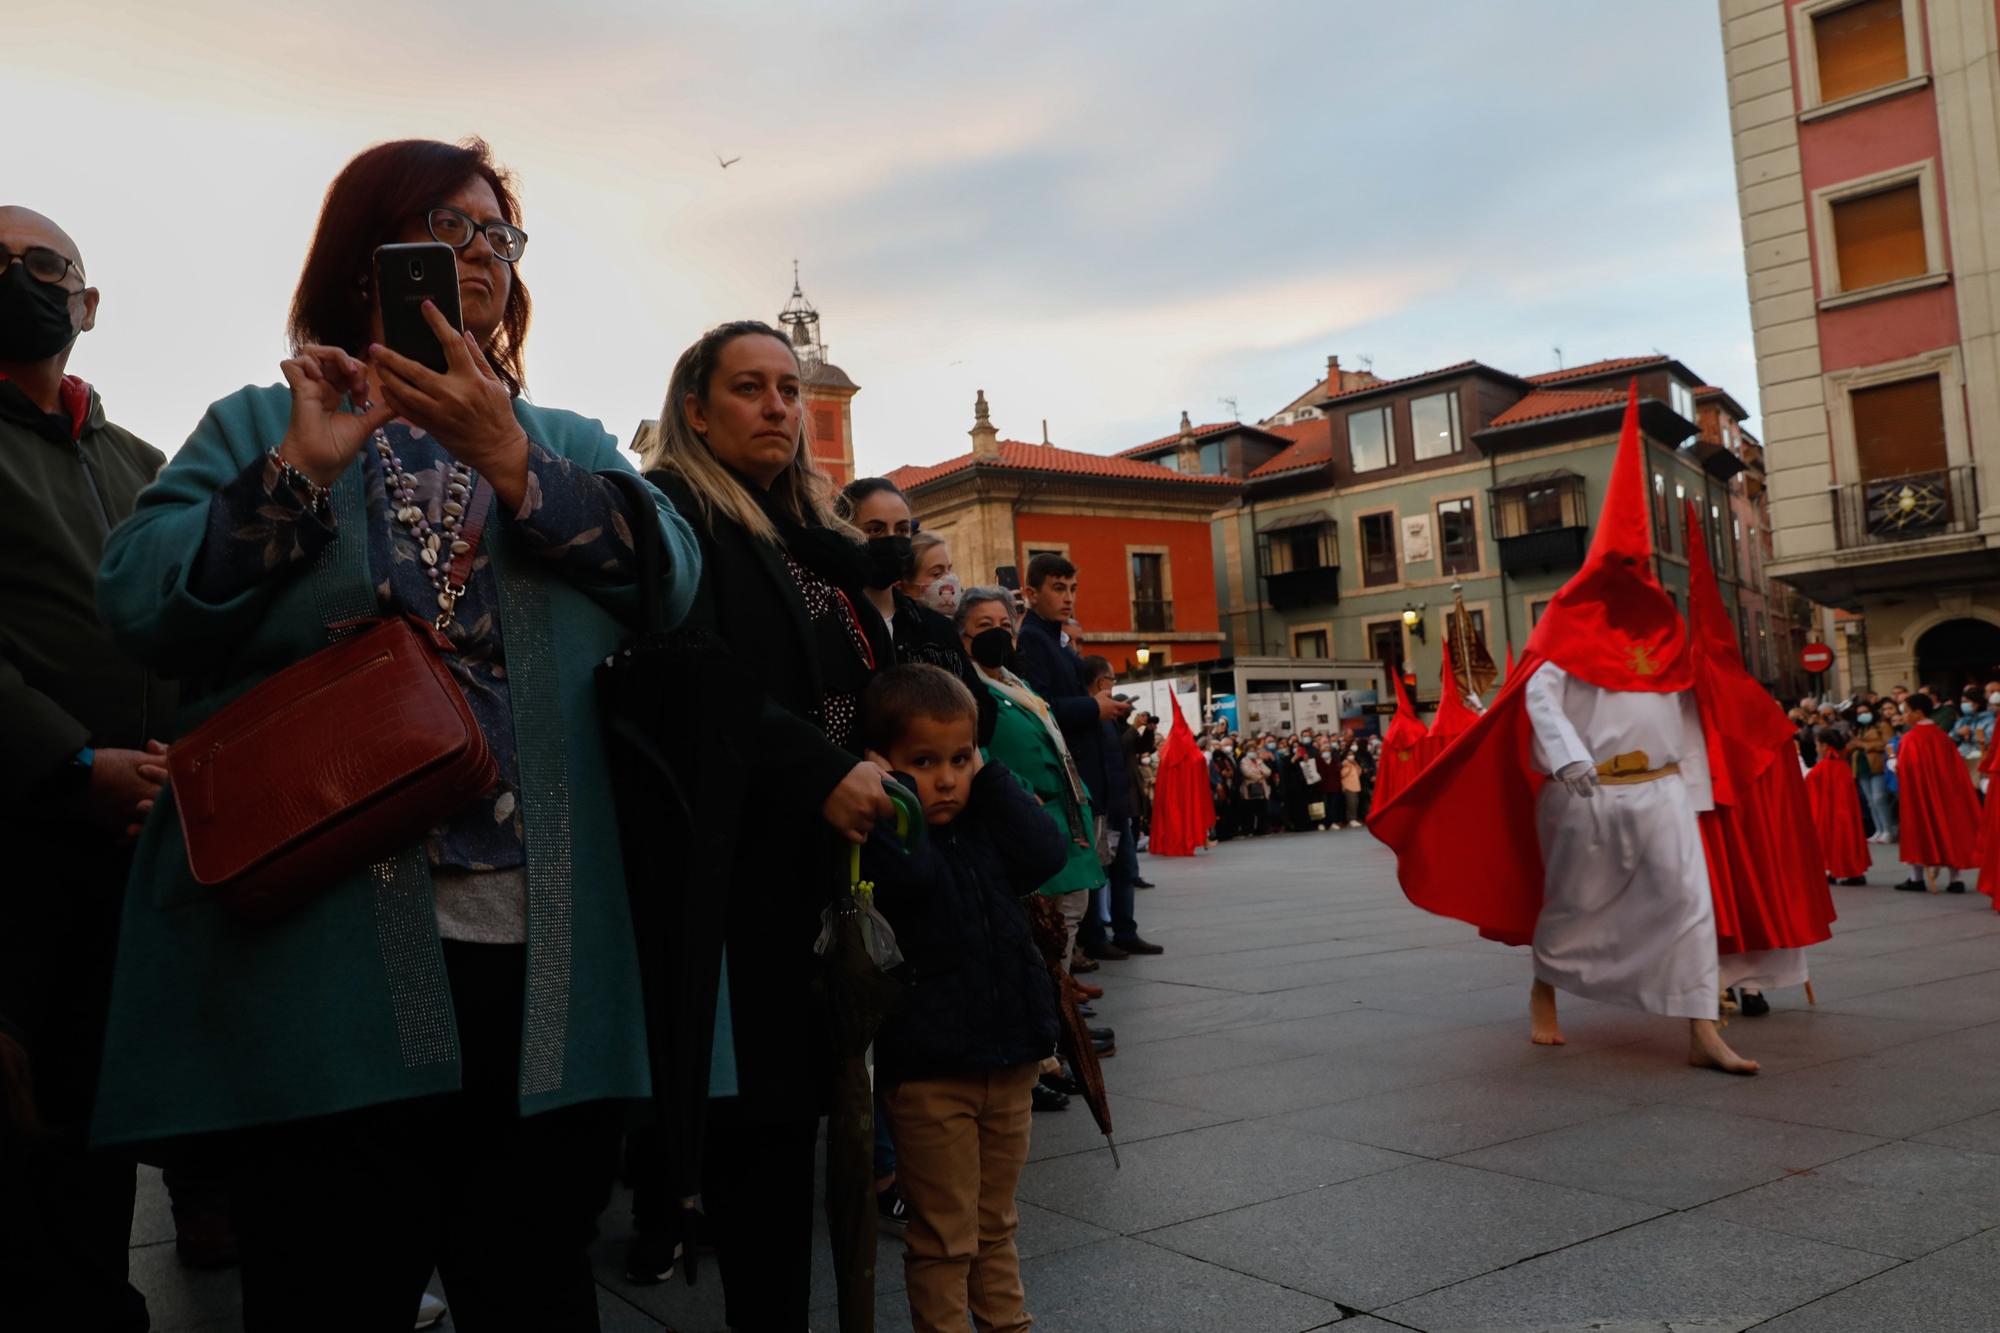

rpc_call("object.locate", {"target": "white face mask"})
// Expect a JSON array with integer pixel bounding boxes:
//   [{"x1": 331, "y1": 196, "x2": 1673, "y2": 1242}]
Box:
[
  {"x1": 1989, "y1": 692, "x2": 2000, "y2": 708},
  {"x1": 920, "y1": 571, "x2": 962, "y2": 614}
]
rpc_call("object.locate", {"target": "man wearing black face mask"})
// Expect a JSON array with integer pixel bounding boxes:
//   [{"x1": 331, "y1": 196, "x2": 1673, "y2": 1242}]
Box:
[
  {"x1": 1, "y1": 206, "x2": 174, "y2": 1333},
  {"x1": 839, "y1": 477, "x2": 995, "y2": 747}
]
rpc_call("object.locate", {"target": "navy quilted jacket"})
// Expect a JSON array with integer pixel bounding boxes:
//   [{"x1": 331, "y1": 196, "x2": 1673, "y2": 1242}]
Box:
[{"x1": 865, "y1": 760, "x2": 1065, "y2": 1085}]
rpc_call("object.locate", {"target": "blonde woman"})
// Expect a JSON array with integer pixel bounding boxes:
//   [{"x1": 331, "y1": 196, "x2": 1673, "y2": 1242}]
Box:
[{"x1": 641, "y1": 319, "x2": 893, "y2": 1330}]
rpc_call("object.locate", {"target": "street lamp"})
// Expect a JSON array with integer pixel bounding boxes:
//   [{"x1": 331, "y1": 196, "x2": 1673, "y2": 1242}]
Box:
[
  {"x1": 1135, "y1": 645, "x2": 1152, "y2": 668},
  {"x1": 1401, "y1": 604, "x2": 1427, "y2": 644}
]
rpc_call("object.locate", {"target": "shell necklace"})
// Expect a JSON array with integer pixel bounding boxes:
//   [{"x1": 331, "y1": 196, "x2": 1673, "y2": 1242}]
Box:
[{"x1": 372, "y1": 427, "x2": 476, "y2": 630}]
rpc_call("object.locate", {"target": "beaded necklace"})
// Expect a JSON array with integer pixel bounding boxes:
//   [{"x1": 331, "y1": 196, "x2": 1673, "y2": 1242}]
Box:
[{"x1": 372, "y1": 427, "x2": 477, "y2": 630}]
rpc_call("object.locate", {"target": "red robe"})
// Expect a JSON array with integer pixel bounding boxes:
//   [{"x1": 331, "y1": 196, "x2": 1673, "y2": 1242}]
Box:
[
  {"x1": 1370, "y1": 665, "x2": 1432, "y2": 813},
  {"x1": 1681, "y1": 500, "x2": 1836, "y2": 954},
  {"x1": 1807, "y1": 748, "x2": 1872, "y2": 879},
  {"x1": 1148, "y1": 691, "x2": 1215, "y2": 857},
  {"x1": 1896, "y1": 721, "x2": 1981, "y2": 868},
  {"x1": 1370, "y1": 383, "x2": 1700, "y2": 945},
  {"x1": 1975, "y1": 738, "x2": 1998, "y2": 910},
  {"x1": 1423, "y1": 652, "x2": 1482, "y2": 768}
]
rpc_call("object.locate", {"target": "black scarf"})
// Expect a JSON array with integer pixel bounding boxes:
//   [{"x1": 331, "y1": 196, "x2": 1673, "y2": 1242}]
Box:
[{"x1": 736, "y1": 468, "x2": 871, "y2": 591}]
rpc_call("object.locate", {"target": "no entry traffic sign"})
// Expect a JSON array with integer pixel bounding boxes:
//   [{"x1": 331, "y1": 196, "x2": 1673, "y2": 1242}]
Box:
[{"x1": 1799, "y1": 642, "x2": 1835, "y2": 674}]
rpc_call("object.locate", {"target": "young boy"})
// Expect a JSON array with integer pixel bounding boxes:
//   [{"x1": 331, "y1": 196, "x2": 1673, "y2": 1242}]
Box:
[{"x1": 858, "y1": 664, "x2": 1066, "y2": 1333}]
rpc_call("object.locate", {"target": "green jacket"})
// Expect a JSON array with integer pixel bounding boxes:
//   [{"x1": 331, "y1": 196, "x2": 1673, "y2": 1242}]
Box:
[
  {"x1": 0, "y1": 376, "x2": 175, "y2": 801},
  {"x1": 979, "y1": 677, "x2": 1104, "y2": 896},
  {"x1": 90, "y1": 385, "x2": 699, "y2": 1146}
]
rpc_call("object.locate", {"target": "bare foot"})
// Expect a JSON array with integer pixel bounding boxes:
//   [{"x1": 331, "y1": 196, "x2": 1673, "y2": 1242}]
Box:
[
  {"x1": 1530, "y1": 979, "x2": 1566, "y2": 1046},
  {"x1": 1688, "y1": 1019, "x2": 1759, "y2": 1074}
]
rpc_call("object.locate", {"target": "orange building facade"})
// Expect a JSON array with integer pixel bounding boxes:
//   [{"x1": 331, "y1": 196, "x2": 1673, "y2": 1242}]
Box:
[{"x1": 886, "y1": 393, "x2": 1239, "y2": 672}]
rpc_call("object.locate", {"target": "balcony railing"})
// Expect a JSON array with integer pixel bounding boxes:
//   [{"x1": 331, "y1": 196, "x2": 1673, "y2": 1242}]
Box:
[
  {"x1": 1133, "y1": 598, "x2": 1175, "y2": 633},
  {"x1": 1496, "y1": 524, "x2": 1588, "y2": 576},
  {"x1": 1832, "y1": 466, "x2": 1980, "y2": 549},
  {"x1": 1264, "y1": 565, "x2": 1342, "y2": 610}
]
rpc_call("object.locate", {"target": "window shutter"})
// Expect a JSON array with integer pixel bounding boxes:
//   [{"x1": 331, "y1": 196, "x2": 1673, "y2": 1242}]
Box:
[
  {"x1": 1814, "y1": 0, "x2": 1907, "y2": 103},
  {"x1": 1832, "y1": 183, "x2": 1926, "y2": 291},
  {"x1": 1851, "y1": 375, "x2": 1946, "y2": 480}
]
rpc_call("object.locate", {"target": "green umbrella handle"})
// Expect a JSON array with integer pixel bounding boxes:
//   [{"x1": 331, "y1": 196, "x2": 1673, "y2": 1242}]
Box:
[{"x1": 847, "y1": 777, "x2": 928, "y2": 903}]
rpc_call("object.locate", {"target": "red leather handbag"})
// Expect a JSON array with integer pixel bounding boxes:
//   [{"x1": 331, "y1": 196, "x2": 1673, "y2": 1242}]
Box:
[{"x1": 168, "y1": 478, "x2": 500, "y2": 919}]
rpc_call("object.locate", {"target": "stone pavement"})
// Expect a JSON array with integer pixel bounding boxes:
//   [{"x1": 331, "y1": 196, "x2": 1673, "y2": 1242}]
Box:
[{"x1": 136, "y1": 833, "x2": 1999, "y2": 1332}]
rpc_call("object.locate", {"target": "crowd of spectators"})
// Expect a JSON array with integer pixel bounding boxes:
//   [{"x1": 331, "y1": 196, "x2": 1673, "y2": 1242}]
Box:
[{"x1": 1788, "y1": 680, "x2": 1998, "y2": 849}]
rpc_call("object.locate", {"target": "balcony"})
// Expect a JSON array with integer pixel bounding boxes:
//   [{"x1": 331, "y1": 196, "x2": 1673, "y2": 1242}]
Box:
[
  {"x1": 1264, "y1": 565, "x2": 1342, "y2": 610},
  {"x1": 1832, "y1": 466, "x2": 1980, "y2": 549},
  {"x1": 1497, "y1": 525, "x2": 1588, "y2": 576},
  {"x1": 1133, "y1": 598, "x2": 1175, "y2": 633}
]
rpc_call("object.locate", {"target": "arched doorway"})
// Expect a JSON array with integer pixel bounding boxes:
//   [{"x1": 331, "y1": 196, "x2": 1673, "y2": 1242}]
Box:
[{"x1": 1913, "y1": 617, "x2": 2000, "y2": 698}]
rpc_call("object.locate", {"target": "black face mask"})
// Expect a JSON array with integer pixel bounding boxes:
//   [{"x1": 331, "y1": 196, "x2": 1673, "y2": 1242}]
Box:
[
  {"x1": 968, "y1": 626, "x2": 1014, "y2": 670},
  {"x1": 0, "y1": 264, "x2": 80, "y2": 363},
  {"x1": 864, "y1": 535, "x2": 913, "y2": 590}
]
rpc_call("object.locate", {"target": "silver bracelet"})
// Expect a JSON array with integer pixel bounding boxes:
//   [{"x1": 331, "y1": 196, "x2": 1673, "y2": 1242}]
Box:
[{"x1": 268, "y1": 450, "x2": 333, "y2": 516}]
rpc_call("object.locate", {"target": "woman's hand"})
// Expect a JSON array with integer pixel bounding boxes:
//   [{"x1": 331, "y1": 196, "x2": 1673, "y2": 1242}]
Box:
[
  {"x1": 369, "y1": 302, "x2": 529, "y2": 508},
  {"x1": 276, "y1": 345, "x2": 394, "y2": 488},
  {"x1": 822, "y1": 760, "x2": 896, "y2": 845}
]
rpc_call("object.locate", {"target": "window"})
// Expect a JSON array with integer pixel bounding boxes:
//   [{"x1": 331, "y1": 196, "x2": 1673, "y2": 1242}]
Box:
[
  {"x1": 1670, "y1": 380, "x2": 1696, "y2": 425},
  {"x1": 1347, "y1": 406, "x2": 1393, "y2": 472},
  {"x1": 1199, "y1": 440, "x2": 1225, "y2": 474},
  {"x1": 1293, "y1": 629, "x2": 1329, "y2": 659},
  {"x1": 1436, "y1": 497, "x2": 1479, "y2": 575},
  {"x1": 1410, "y1": 391, "x2": 1462, "y2": 461},
  {"x1": 1524, "y1": 485, "x2": 1567, "y2": 532},
  {"x1": 1832, "y1": 183, "x2": 1926, "y2": 292},
  {"x1": 1651, "y1": 471, "x2": 1673, "y2": 555},
  {"x1": 1851, "y1": 374, "x2": 1946, "y2": 480},
  {"x1": 1813, "y1": 0, "x2": 1907, "y2": 103},
  {"x1": 1131, "y1": 552, "x2": 1170, "y2": 632},
  {"x1": 1710, "y1": 503, "x2": 1728, "y2": 571},
  {"x1": 1530, "y1": 599, "x2": 1551, "y2": 626},
  {"x1": 1359, "y1": 512, "x2": 1398, "y2": 587},
  {"x1": 1154, "y1": 451, "x2": 1182, "y2": 472},
  {"x1": 1365, "y1": 620, "x2": 1404, "y2": 673}
]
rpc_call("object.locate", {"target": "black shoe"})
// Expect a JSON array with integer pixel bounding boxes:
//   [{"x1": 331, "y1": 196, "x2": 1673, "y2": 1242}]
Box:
[
  {"x1": 1031, "y1": 1082, "x2": 1070, "y2": 1112},
  {"x1": 1896, "y1": 878, "x2": 1926, "y2": 892},
  {"x1": 1132, "y1": 877, "x2": 1157, "y2": 889},
  {"x1": 1088, "y1": 1025, "x2": 1115, "y2": 1041},
  {"x1": 1739, "y1": 990, "x2": 1771, "y2": 1017},
  {"x1": 875, "y1": 1183, "x2": 911, "y2": 1232},
  {"x1": 1947, "y1": 880, "x2": 1967, "y2": 894},
  {"x1": 1042, "y1": 1071, "x2": 1083, "y2": 1096},
  {"x1": 1083, "y1": 941, "x2": 1130, "y2": 961},
  {"x1": 1839, "y1": 875, "x2": 1868, "y2": 886},
  {"x1": 1092, "y1": 1034, "x2": 1116, "y2": 1057},
  {"x1": 623, "y1": 1229, "x2": 681, "y2": 1285},
  {"x1": 1077, "y1": 1003, "x2": 1097, "y2": 1018},
  {"x1": 1115, "y1": 936, "x2": 1164, "y2": 956}
]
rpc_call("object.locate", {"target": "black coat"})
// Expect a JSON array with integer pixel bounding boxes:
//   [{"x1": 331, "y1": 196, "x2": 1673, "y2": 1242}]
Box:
[
  {"x1": 1013, "y1": 611, "x2": 1110, "y2": 806},
  {"x1": 866, "y1": 760, "x2": 1064, "y2": 1086},
  {"x1": 645, "y1": 470, "x2": 891, "y2": 1121}
]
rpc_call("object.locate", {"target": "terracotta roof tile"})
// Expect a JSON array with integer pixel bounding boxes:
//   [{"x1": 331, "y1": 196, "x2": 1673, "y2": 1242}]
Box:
[
  {"x1": 1484, "y1": 387, "x2": 1625, "y2": 428},
  {"x1": 1114, "y1": 421, "x2": 1240, "y2": 459},
  {"x1": 1523, "y1": 355, "x2": 1664, "y2": 385},
  {"x1": 1317, "y1": 359, "x2": 1487, "y2": 404},
  {"x1": 1248, "y1": 418, "x2": 1333, "y2": 478},
  {"x1": 888, "y1": 440, "x2": 1240, "y2": 492}
]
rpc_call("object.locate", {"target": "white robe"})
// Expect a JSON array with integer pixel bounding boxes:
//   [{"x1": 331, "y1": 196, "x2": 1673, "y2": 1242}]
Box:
[{"x1": 1525, "y1": 662, "x2": 1720, "y2": 1020}]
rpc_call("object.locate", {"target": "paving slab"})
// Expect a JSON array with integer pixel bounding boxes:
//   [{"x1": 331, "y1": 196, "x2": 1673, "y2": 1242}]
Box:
[
  {"x1": 1691, "y1": 1139, "x2": 2000, "y2": 1260},
  {"x1": 1017, "y1": 1116, "x2": 1414, "y2": 1233},
  {"x1": 1751, "y1": 1227, "x2": 2000, "y2": 1332},
  {"x1": 1144, "y1": 1158, "x2": 1664, "y2": 1310},
  {"x1": 1274, "y1": 1074, "x2": 1639, "y2": 1158},
  {"x1": 1912, "y1": 1107, "x2": 2000, "y2": 1156},
  {"x1": 1027, "y1": 1091, "x2": 1239, "y2": 1162},
  {"x1": 1379, "y1": 1211, "x2": 1898, "y2": 1332},
  {"x1": 1449, "y1": 1104, "x2": 1882, "y2": 1210}
]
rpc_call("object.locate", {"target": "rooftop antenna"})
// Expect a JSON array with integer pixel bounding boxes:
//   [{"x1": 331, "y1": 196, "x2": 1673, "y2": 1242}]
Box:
[
  {"x1": 1358, "y1": 354, "x2": 1374, "y2": 373},
  {"x1": 1041, "y1": 418, "x2": 1050, "y2": 445},
  {"x1": 1552, "y1": 345, "x2": 1563, "y2": 370},
  {"x1": 1218, "y1": 395, "x2": 1239, "y2": 422}
]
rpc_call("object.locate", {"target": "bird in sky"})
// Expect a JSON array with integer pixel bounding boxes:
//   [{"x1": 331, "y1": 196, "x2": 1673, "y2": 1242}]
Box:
[{"x1": 715, "y1": 152, "x2": 742, "y2": 169}]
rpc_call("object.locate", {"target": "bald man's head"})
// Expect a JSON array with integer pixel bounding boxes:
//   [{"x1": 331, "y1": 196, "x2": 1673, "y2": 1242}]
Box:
[{"x1": 0, "y1": 207, "x2": 85, "y2": 278}]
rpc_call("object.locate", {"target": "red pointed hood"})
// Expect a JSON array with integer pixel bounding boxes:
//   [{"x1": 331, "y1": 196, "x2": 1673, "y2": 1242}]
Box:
[
  {"x1": 1381, "y1": 665, "x2": 1430, "y2": 754},
  {"x1": 1523, "y1": 381, "x2": 1691, "y2": 692},
  {"x1": 1432, "y1": 650, "x2": 1482, "y2": 742}
]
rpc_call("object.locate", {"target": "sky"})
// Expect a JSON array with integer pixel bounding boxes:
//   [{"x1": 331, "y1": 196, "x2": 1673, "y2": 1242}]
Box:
[{"x1": 13, "y1": 1, "x2": 1755, "y2": 474}]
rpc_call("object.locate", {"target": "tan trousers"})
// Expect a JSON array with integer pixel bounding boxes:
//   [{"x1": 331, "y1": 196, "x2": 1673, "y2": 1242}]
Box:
[
  {"x1": 882, "y1": 1063, "x2": 1039, "y2": 1333},
  {"x1": 1056, "y1": 889, "x2": 1088, "y2": 962}
]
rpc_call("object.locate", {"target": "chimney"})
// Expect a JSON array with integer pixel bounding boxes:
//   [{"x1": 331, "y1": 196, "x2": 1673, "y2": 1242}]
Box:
[
  {"x1": 969, "y1": 390, "x2": 1000, "y2": 458},
  {"x1": 1175, "y1": 409, "x2": 1201, "y2": 472},
  {"x1": 1327, "y1": 354, "x2": 1340, "y2": 384}
]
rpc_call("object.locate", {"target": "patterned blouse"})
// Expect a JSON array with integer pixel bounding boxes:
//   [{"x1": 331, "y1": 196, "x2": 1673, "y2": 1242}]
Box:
[
  {"x1": 780, "y1": 551, "x2": 874, "y2": 752},
  {"x1": 191, "y1": 420, "x2": 639, "y2": 871}
]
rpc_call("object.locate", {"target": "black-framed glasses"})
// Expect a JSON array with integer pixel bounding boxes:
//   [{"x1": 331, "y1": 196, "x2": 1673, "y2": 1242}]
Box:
[
  {"x1": 426, "y1": 207, "x2": 529, "y2": 263},
  {"x1": 0, "y1": 244, "x2": 83, "y2": 287}
]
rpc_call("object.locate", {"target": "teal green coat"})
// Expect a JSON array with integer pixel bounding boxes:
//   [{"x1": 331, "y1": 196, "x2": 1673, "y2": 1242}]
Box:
[
  {"x1": 90, "y1": 385, "x2": 699, "y2": 1146},
  {"x1": 979, "y1": 678, "x2": 1104, "y2": 896}
]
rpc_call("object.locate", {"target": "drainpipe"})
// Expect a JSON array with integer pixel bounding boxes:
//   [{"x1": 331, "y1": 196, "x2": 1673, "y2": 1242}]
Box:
[
  {"x1": 1488, "y1": 447, "x2": 1515, "y2": 660},
  {"x1": 1247, "y1": 490, "x2": 1266, "y2": 655}
]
